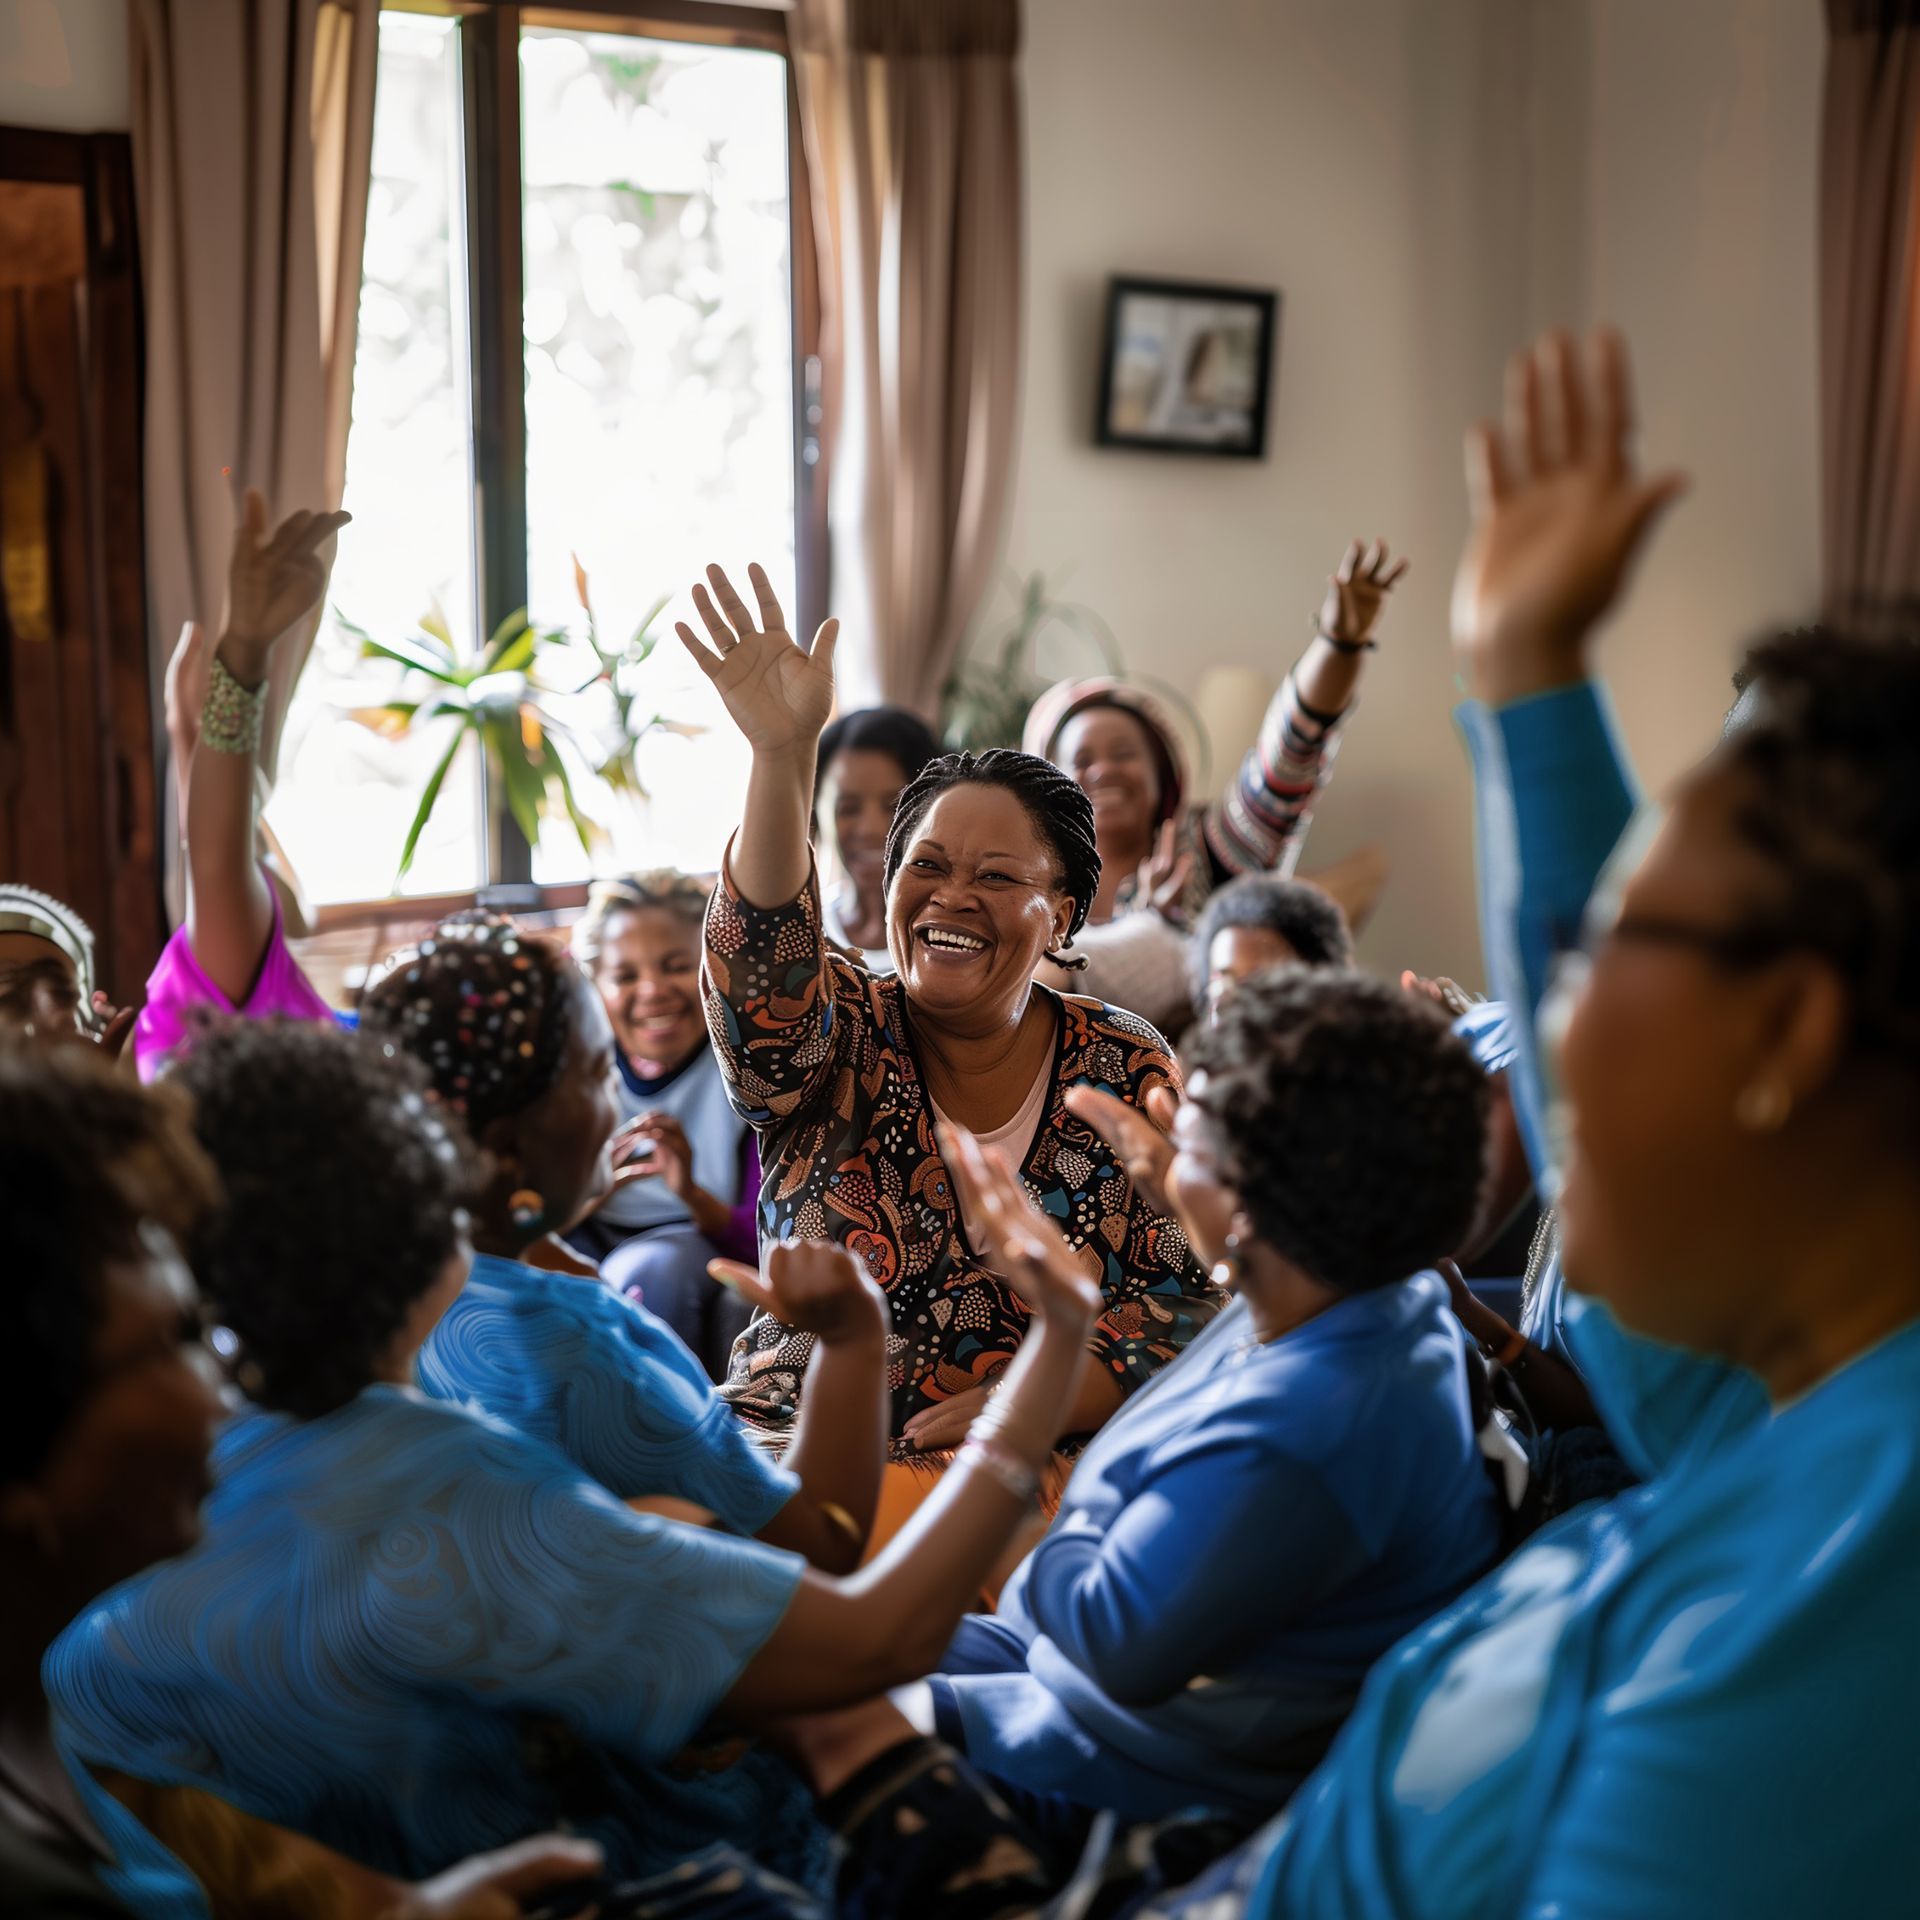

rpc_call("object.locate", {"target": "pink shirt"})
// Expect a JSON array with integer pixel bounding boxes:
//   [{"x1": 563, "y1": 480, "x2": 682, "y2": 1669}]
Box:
[{"x1": 135, "y1": 885, "x2": 334, "y2": 1081}]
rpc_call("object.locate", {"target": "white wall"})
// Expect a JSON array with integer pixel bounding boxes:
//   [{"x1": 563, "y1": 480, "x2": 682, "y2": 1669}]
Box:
[
  {"x1": 1006, "y1": 0, "x2": 1824, "y2": 983},
  {"x1": 0, "y1": 0, "x2": 128, "y2": 131}
]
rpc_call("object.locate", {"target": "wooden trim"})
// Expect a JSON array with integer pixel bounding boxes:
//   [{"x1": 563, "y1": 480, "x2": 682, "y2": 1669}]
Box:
[
  {"x1": 0, "y1": 128, "x2": 89, "y2": 186},
  {"x1": 521, "y1": 1, "x2": 789, "y2": 50}
]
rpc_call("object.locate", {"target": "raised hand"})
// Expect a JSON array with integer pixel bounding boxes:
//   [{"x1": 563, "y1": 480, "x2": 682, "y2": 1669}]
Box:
[
  {"x1": 1452, "y1": 328, "x2": 1687, "y2": 704},
  {"x1": 1317, "y1": 539, "x2": 1409, "y2": 646},
  {"x1": 1400, "y1": 970, "x2": 1477, "y2": 1019},
  {"x1": 222, "y1": 489, "x2": 352, "y2": 684},
  {"x1": 677, "y1": 562, "x2": 839, "y2": 757},
  {"x1": 1065, "y1": 1082, "x2": 1177, "y2": 1219},
  {"x1": 709, "y1": 1239, "x2": 889, "y2": 1348}
]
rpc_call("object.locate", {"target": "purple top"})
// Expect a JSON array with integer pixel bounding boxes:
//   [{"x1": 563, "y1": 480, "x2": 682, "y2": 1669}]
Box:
[{"x1": 135, "y1": 886, "x2": 335, "y2": 1082}]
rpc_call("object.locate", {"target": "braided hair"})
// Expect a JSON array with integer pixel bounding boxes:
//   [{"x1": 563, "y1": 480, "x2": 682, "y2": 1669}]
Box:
[
  {"x1": 1719, "y1": 627, "x2": 1920, "y2": 1078},
  {"x1": 1184, "y1": 968, "x2": 1489, "y2": 1295},
  {"x1": 883, "y1": 748, "x2": 1103, "y2": 956},
  {"x1": 359, "y1": 911, "x2": 576, "y2": 1131}
]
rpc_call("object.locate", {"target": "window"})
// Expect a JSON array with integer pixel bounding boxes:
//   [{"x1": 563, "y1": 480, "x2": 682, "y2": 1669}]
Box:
[{"x1": 272, "y1": 5, "x2": 812, "y2": 908}]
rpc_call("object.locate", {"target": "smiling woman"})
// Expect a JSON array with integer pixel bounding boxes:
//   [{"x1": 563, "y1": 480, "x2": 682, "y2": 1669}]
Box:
[{"x1": 681, "y1": 565, "x2": 1221, "y2": 1461}]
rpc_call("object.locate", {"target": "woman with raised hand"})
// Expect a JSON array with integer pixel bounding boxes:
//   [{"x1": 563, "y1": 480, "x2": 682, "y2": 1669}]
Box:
[
  {"x1": 680, "y1": 564, "x2": 1219, "y2": 1472},
  {"x1": 357, "y1": 913, "x2": 880, "y2": 1573},
  {"x1": 134, "y1": 491, "x2": 345, "y2": 1081},
  {"x1": 48, "y1": 1019, "x2": 1104, "y2": 1901}
]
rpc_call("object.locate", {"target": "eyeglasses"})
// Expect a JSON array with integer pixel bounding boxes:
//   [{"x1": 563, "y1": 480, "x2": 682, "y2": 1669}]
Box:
[{"x1": 1586, "y1": 912, "x2": 1796, "y2": 971}]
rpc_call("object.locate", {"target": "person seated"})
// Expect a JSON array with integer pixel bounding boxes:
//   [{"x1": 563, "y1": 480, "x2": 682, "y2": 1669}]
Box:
[
  {"x1": 1189, "y1": 872, "x2": 1354, "y2": 1025},
  {"x1": 566, "y1": 872, "x2": 761, "y2": 1380},
  {"x1": 0, "y1": 1047, "x2": 613, "y2": 1920},
  {"x1": 350, "y1": 925, "x2": 876, "y2": 1571},
  {"x1": 1022, "y1": 538, "x2": 1405, "y2": 937},
  {"x1": 0, "y1": 885, "x2": 132, "y2": 1058},
  {"x1": 812, "y1": 706, "x2": 943, "y2": 973},
  {"x1": 48, "y1": 1019, "x2": 1102, "y2": 1898},
  {"x1": 916, "y1": 970, "x2": 1505, "y2": 1825},
  {"x1": 677, "y1": 564, "x2": 1220, "y2": 1474},
  {"x1": 136, "y1": 491, "x2": 345, "y2": 1081}
]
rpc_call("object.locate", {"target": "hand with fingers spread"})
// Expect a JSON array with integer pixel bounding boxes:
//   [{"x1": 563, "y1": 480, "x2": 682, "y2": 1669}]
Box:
[
  {"x1": 1400, "y1": 970, "x2": 1477, "y2": 1020},
  {"x1": 1452, "y1": 328, "x2": 1688, "y2": 704},
  {"x1": 1065, "y1": 1081, "x2": 1179, "y2": 1220},
  {"x1": 709, "y1": 1239, "x2": 889, "y2": 1350},
  {"x1": 1133, "y1": 820, "x2": 1196, "y2": 927},
  {"x1": 220, "y1": 489, "x2": 353, "y2": 689},
  {"x1": 676, "y1": 562, "x2": 840, "y2": 758},
  {"x1": 1317, "y1": 538, "x2": 1411, "y2": 649}
]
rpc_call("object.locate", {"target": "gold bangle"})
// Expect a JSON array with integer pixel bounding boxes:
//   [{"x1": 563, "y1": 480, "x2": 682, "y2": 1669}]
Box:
[{"x1": 816, "y1": 1500, "x2": 866, "y2": 1552}]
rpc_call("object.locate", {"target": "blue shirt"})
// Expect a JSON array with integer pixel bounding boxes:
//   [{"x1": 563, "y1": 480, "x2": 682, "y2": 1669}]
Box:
[
  {"x1": 938, "y1": 1279, "x2": 1504, "y2": 1819},
  {"x1": 417, "y1": 1253, "x2": 797, "y2": 1532},
  {"x1": 1233, "y1": 1313, "x2": 1920, "y2": 1918},
  {"x1": 1457, "y1": 685, "x2": 1768, "y2": 1470},
  {"x1": 48, "y1": 1388, "x2": 822, "y2": 1894}
]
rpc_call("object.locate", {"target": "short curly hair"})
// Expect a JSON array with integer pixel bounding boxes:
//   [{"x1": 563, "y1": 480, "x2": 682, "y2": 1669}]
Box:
[
  {"x1": 171, "y1": 1018, "x2": 469, "y2": 1420},
  {"x1": 1184, "y1": 969, "x2": 1489, "y2": 1293},
  {"x1": 883, "y1": 749, "x2": 1102, "y2": 945},
  {"x1": 1, "y1": 1050, "x2": 216, "y2": 1481},
  {"x1": 1190, "y1": 874, "x2": 1354, "y2": 1006},
  {"x1": 571, "y1": 870, "x2": 712, "y2": 970}
]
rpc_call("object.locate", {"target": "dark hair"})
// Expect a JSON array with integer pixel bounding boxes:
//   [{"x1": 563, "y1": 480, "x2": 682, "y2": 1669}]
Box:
[
  {"x1": 816, "y1": 707, "x2": 943, "y2": 799},
  {"x1": 172, "y1": 1019, "x2": 468, "y2": 1421},
  {"x1": 1185, "y1": 969, "x2": 1489, "y2": 1293},
  {"x1": 1, "y1": 1051, "x2": 217, "y2": 1481},
  {"x1": 359, "y1": 912, "x2": 576, "y2": 1131},
  {"x1": 883, "y1": 748, "x2": 1103, "y2": 945},
  {"x1": 1719, "y1": 627, "x2": 1920, "y2": 1074},
  {"x1": 1190, "y1": 874, "x2": 1354, "y2": 1006}
]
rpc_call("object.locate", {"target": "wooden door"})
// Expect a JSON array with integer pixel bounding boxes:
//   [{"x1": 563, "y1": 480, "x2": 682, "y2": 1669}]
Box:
[{"x1": 0, "y1": 129, "x2": 159, "y2": 1001}]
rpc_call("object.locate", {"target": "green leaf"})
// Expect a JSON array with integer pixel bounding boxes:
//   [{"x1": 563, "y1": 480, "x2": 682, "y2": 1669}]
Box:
[
  {"x1": 481, "y1": 606, "x2": 532, "y2": 669},
  {"x1": 359, "y1": 628, "x2": 463, "y2": 683},
  {"x1": 393, "y1": 727, "x2": 467, "y2": 883},
  {"x1": 418, "y1": 600, "x2": 455, "y2": 648},
  {"x1": 485, "y1": 622, "x2": 544, "y2": 677},
  {"x1": 626, "y1": 593, "x2": 670, "y2": 661},
  {"x1": 488, "y1": 716, "x2": 550, "y2": 850},
  {"x1": 546, "y1": 742, "x2": 601, "y2": 857}
]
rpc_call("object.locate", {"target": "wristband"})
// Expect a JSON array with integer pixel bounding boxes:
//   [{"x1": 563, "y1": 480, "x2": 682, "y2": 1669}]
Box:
[
  {"x1": 958, "y1": 1432, "x2": 1042, "y2": 1503},
  {"x1": 201, "y1": 655, "x2": 266, "y2": 755},
  {"x1": 816, "y1": 1500, "x2": 866, "y2": 1554},
  {"x1": 1314, "y1": 630, "x2": 1378, "y2": 654}
]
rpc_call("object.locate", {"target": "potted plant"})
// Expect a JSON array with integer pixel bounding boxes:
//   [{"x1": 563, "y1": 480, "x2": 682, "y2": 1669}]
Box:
[{"x1": 939, "y1": 571, "x2": 1122, "y2": 752}]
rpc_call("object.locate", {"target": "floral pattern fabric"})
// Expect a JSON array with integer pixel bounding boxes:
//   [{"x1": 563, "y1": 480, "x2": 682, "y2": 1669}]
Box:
[{"x1": 702, "y1": 862, "x2": 1222, "y2": 1443}]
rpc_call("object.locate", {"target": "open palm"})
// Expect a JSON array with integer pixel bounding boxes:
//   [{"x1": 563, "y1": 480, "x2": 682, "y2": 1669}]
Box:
[
  {"x1": 1451, "y1": 329, "x2": 1686, "y2": 670},
  {"x1": 224, "y1": 490, "x2": 351, "y2": 667},
  {"x1": 1317, "y1": 538, "x2": 1409, "y2": 645},
  {"x1": 677, "y1": 563, "x2": 839, "y2": 755}
]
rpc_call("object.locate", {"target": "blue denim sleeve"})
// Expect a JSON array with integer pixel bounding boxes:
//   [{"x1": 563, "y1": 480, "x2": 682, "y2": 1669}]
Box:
[{"x1": 1456, "y1": 682, "x2": 1638, "y2": 1189}]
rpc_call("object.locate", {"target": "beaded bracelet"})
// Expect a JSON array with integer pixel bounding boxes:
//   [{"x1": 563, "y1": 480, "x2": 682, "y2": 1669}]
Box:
[
  {"x1": 958, "y1": 1431, "x2": 1043, "y2": 1503},
  {"x1": 201, "y1": 655, "x2": 266, "y2": 755}
]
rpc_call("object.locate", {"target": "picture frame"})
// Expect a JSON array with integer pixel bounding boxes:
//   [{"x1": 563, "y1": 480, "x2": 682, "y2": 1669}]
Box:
[{"x1": 1095, "y1": 275, "x2": 1280, "y2": 459}]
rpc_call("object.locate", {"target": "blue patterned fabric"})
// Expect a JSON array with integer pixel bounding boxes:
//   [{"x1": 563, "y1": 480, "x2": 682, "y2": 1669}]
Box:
[
  {"x1": 416, "y1": 1254, "x2": 797, "y2": 1533},
  {"x1": 47, "y1": 1387, "x2": 824, "y2": 1894}
]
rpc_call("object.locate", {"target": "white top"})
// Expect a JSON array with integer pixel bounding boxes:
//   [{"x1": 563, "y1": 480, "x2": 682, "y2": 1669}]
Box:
[{"x1": 929, "y1": 1052, "x2": 1054, "y2": 1276}]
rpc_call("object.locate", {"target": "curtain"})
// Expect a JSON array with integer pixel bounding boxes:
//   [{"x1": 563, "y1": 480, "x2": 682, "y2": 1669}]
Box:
[
  {"x1": 130, "y1": 0, "x2": 378, "y2": 800},
  {"x1": 1821, "y1": 0, "x2": 1920, "y2": 632},
  {"x1": 793, "y1": 0, "x2": 1024, "y2": 716}
]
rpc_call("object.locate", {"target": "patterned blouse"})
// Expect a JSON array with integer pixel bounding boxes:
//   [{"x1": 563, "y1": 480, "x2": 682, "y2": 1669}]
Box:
[{"x1": 703, "y1": 862, "x2": 1222, "y2": 1445}]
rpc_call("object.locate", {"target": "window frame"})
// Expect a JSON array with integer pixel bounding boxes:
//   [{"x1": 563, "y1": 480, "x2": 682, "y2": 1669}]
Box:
[{"x1": 310, "y1": 0, "x2": 824, "y2": 927}]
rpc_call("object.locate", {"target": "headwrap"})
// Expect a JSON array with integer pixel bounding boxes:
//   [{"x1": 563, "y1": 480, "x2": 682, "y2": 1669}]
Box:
[
  {"x1": 1022, "y1": 678, "x2": 1194, "y2": 827},
  {"x1": 0, "y1": 885, "x2": 96, "y2": 1000}
]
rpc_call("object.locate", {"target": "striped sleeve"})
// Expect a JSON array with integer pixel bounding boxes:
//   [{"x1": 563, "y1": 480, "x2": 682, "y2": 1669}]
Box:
[{"x1": 1201, "y1": 672, "x2": 1350, "y2": 882}]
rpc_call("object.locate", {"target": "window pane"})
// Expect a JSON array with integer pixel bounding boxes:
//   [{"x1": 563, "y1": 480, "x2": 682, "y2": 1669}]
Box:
[
  {"x1": 271, "y1": 11, "x2": 483, "y2": 905},
  {"x1": 519, "y1": 25, "x2": 795, "y2": 881}
]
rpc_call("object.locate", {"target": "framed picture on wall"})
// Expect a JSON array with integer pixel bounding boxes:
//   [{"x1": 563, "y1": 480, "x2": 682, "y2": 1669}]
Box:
[{"x1": 1095, "y1": 275, "x2": 1280, "y2": 458}]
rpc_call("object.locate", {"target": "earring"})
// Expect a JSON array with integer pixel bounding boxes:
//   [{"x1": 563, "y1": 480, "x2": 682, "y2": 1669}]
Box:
[
  {"x1": 1210, "y1": 1231, "x2": 1243, "y2": 1292},
  {"x1": 508, "y1": 1188, "x2": 546, "y2": 1230},
  {"x1": 1734, "y1": 1080, "x2": 1791, "y2": 1133}
]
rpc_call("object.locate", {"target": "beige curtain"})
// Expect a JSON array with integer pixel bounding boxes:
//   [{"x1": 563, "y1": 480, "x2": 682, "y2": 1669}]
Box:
[
  {"x1": 793, "y1": 0, "x2": 1024, "y2": 716},
  {"x1": 131, "y1": 0, "x2": 378, "y2": 796},
  {"x1": 1821, "y1": 0, "x2": 1920, "y2": 632}
]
